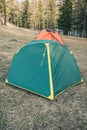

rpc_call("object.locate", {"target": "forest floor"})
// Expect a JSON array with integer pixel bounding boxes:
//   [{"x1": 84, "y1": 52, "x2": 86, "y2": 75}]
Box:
[{"x1": 0, "y1": 24, "x2": 87, "y2": 130}]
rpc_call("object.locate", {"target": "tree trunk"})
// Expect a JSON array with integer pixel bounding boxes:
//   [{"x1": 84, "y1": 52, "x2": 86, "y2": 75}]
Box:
[{"x1": 3, "y1": 0, "x2": 6, "y2": 25}]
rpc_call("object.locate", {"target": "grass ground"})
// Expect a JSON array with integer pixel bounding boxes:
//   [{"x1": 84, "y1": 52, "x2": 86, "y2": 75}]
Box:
[{"x1": 0, "y1": 25, "x2": 87, "y2": 130}]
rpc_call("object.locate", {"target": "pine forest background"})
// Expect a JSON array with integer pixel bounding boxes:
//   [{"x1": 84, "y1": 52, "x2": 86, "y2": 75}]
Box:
[{"x1": 0, "y1": 0, "x2": 87, "y2": 37}]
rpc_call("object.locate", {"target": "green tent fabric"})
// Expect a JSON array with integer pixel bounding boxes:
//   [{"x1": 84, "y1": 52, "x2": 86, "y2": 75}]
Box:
[{"x1": 6, "y1": 40, "x2": 83, "y2": 100}]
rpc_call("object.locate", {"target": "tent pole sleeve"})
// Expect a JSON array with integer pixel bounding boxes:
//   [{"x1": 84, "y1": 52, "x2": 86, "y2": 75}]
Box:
[{"x1": 45, "y1": 43, "x2": 54, "y2": 100}]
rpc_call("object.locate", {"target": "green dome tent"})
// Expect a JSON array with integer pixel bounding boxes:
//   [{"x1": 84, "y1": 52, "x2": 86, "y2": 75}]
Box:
[{"x1": 6, "y1": 40, "x2": 83, "y2": 100}]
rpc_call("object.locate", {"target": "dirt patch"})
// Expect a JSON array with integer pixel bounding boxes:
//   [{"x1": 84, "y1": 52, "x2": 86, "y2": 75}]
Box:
[{"x1": 0, "y1": 25, "x2": 87, "y2": 130}]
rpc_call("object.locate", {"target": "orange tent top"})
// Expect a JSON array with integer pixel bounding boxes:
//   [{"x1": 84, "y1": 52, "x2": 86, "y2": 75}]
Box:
[{"x1": 35, "y1": 29, "x2": 64, "y2": 45}]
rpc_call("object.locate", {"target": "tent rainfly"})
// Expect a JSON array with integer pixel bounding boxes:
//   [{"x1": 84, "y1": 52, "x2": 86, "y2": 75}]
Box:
[
  {"x1": 35, "y1": 28, "x2": 64, "y2": 45},
  {"x1": 6, "y1": 40, "x2": 83, "y2": 100}
]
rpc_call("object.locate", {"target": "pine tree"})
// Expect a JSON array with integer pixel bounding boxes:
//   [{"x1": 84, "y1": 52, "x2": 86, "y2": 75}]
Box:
[
  {"x1": 72, "y1": 0, "x2": 87, "y2": 37},
  {"x1": 38, "y1": 0, "x2": 45, "y2": 29},
  {"x1": 0, "y1": 1, "x2": 4, "y2": 24},
  {"x1": 29, "y1": 0, "x2": 38, "y2": 29},
  {"x1": 0, "y1": 1, "x2": 3, "y2": 14},
  {"x1": 7, "y1": 0, "x2": 15, "y2": 24},
  {"x1": 58, "y1": 0, "x2": 72, "y2": 35},
  {"x1": 83, "y1": 0, "x2": 87, "y2": 37},
  {"x1": 20, "y1": 0, "x2": 29, "y2": 28},
  {"x1": 47, "y1": 0, "x2": 57, "y2": 29},
  {"x1": 3, "y1": 0, "x2": 7, "y2": 25}
]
